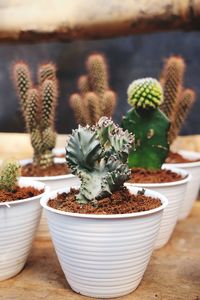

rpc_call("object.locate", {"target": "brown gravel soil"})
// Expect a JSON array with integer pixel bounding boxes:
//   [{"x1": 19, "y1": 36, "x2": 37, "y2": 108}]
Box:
[
  {"x1": 21, "y1": 162, "x2": 70, "y2": 177},
  {"x1": 166, "y1": 151, "x2": 200, "y2": 164},
  {"x1": 48, "y1": 187, "x2": 161, "y2": 215},
  {"x1": 128, "y1": 168, "x2": 184, "y2": 184},
  {"x1": 0, "y1": 186, "x2": 44, "y2": 203}
]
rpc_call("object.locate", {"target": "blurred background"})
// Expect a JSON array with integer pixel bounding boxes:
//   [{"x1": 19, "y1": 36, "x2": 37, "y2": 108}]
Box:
[{"x1": 0, "y1": 32, "x2": 200, "y2": 135}]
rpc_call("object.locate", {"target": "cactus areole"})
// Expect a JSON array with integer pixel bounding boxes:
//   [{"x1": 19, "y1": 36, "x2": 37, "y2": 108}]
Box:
[
  {"x1": 66, "y1": 117, "x2": 134, "y2": 204},
  {"x1": 122, "y1": 78, "x2": 170, "y2": 170}
]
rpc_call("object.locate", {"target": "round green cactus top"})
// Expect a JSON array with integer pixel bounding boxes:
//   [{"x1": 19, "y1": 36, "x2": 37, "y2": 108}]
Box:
[{"x1": 127, "y1": 78, "x2": 163, "y2": 109}]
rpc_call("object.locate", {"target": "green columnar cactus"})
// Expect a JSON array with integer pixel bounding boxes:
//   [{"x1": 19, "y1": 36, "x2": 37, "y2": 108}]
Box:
[
  {"x1": 122, "y1": 78, "x2": 170, "y2": 170},
  {"x1": 160, "y1": 56, "x2": 185, "y2": 119},
  {"x1": 0, "y1": 161, "x2": 20, "y2": 191},
  {"x1": 13, "y1": 62, "x2": 58, "y2": 168},
  {"x1": 69, "y1": 53, "x2": 117, "y2": 125},
  {"x1": 159, "y1": 55, "x2": 196, "y2": 144},
  {"x1": 169, "y1": 89, "x2": 196, "y2": 144},
  {"x1": 66, "y1": 117, "x2": 134, "y2": 204}
]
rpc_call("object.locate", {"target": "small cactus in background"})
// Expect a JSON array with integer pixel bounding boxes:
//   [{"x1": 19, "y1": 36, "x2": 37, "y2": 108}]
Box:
[
  {"x1": 169, "y1": 89, "x2": 196, "y2": 143},
  {"x1": 70, "y1": 53, "x2": 117, "y2": 126},
  {"x1": 160, "y1": 55, "x2": 196, "y2": 143},
  {"x1": 0, "y1": 161, "x2": 20, "y2": 191},
  {"x1": 122, "y1": 78, "x2": 170, "y2": 170},
  {"x1": 13, "y1": 62, "x2": 58, "y2": 168},
  {"x1": 66, "y1": 117, "x2": 134, "y2": 204}
]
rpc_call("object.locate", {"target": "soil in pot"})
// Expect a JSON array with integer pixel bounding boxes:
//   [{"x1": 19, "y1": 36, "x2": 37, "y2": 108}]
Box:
[
  {"x1": 165, "y1": 151, "x2": 200, "y2": 164},
  {"x1": 48, "y1": 187, "x2": 161, "y2": 214},
  {"x1": 0, "y1": 186, "x2": 44, "y2": 202},
  {"x1": 21, "y1": 162, "x2": 70, "y2": 177},
  {"x1": 128, "y1": 168, "x2": 184, "y2": 184}
]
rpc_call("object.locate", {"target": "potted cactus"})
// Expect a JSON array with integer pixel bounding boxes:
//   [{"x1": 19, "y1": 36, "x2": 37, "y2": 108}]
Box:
[
  {"x1": 159, "y1": 56, "x2": 200, "y2": 220},
  {"x1": 54, "y1": 52, "x2": 117, "y2": 158},
  {"x1": 41, "y1": 117, "x2": 168, "y2": 298},
  {"x1": 12, "y1": 62, "x2": 79, "y2": 238},
  {"x1": 0, "y1": 161, "x2": 48, "y2": 280},
  {"x1": 121, "y1": 77, "x2": 190, "y2": 249}
]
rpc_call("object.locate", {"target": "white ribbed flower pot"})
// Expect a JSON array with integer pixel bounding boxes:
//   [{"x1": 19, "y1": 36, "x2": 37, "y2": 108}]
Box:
[
  {"x1": 41, "y1": 186, "x2": 167, "y2": 299},
  {"x1": 165, "y1": 150, "x2": 200, "y2": 220},
  {"x1": 20, "y1": 159, "x2": 80, "y2": 239},
  {"x1": 125, "y1": 167, "x2": 190, "y2": 249},
  {"x1": 0, "y1": 178, "x2": 48, "y2": 281}
]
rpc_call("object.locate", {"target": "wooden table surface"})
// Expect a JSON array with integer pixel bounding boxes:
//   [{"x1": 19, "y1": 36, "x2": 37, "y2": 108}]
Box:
[{"x1": 0, "y1": 133, "x2": 200, "y2": 300}]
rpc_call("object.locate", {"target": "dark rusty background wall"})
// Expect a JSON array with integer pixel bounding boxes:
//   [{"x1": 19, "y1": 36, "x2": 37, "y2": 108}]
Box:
[{"x1": 0, "y1": 31, "x2": 199, "y2": 134}]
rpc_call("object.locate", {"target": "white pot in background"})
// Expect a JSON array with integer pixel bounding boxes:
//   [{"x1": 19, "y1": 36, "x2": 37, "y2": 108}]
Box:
[
  {"x1": 0, "y1": 178, "x2": 48, "y2": 281},
  {"x1": 164, "y1": 150, "x2": 200, "y2": 220},
  {"x1": 41, "y1": 186, "x2": 167, "y2": 299},
  {"x1": 125, "y1": 167, "x2": 190, "y2": 249},
  {"x1": 52, "y1": 147, "x2": 65, "y2": 159},
  {"x1": 20, "y1": 158, "x2": 80, "y2": 239}
]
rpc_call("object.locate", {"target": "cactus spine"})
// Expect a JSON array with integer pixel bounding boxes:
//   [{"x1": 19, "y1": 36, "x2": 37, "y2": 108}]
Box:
[
  {"x1": 0, "y1": 161, "x2": 20, "y2": 192},
  {"x1": 13, "y1": 62, "x2": 58, "y2": 168},
  {"x1": 70, "y1": 53, "x2": 117, "y2": 125},
  {"x1": 122, "y1": 78, "x2": 170, "y2": 170},
  {"x1": 66, "y1": 117, "x2": 134, "y2": 204},
  {"x1": 160, "y1": 56, "x2": 196, "y2": 143}
]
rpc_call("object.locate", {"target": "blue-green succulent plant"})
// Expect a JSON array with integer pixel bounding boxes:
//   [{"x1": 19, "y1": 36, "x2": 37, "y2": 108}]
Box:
[{"x1": 66, "y1": 117, "x2": 134, "y2": 204}]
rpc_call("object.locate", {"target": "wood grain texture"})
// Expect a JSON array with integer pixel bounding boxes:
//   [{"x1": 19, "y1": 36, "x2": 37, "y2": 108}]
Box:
[
  {"x1": 0, "y1": 0, "x2": 200, "y2": 42},
  {"x1": 0, "y1": 202, "x2": 199, "y2": 300}
]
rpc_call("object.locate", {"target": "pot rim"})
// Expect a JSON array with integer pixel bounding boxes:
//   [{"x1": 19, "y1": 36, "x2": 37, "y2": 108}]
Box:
[
  {"x1": 20, "y1": 158, "x2": 75, "y2": 182},
  {"x1": 125, "y1": 165, "x2": 190, "y2": 188},
  {"x1": 40, "y1": 185, "x2": 168, "y2": 219},
  {"x1": 165, "y1": 150, "x2": 200, "y2": 168},
  {"x1": 0, "y1": 178, "x2": 49, "y2": 207}
]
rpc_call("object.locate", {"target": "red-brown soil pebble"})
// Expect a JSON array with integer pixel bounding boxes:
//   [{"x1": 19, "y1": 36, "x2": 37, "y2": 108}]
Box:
[
  {"x1": 166, "y1": 151, "x2": 200, "y2": 164},
  {"x1": 0, "y1": 186, "x2": 44, "y2": 203},
  {"x1": 48, "y1": 187, "x2": 161, "y2": 214},
  {"x1": 21, "y1": 162, "x2": 70, "y2": 177},
  {"x1": 128, "y1": 168, "x2": 184, "y2": 184}
]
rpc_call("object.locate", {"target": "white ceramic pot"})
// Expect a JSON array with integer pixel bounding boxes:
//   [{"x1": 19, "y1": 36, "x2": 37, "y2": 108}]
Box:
[
  {"x1": 0, "y1": 178, "x2": 48, "y2": 281},
  {"x1": 125, "y1": 167, "x2": 190, "y2": 249},
  {"x1": 20, "y1": 158, "x2": 80, "y2": 239},
  {"x1": 165, "y1": 150, "x2": 200, "y2": 220},
  {"x1": 41, "y1": 186, "x2": 167, "y2": 299}
]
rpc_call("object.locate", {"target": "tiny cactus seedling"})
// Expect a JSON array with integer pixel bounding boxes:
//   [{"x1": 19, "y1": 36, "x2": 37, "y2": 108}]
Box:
[
  {"x1": 66, "y1": 117, "x2": 134, "y2": 204},
  {"x1": 13, "y1": 62, "x2": 58, "y2": 168},
  {"x1": 0, "y1": 161, "x2": 20, "y2": 192},
  {"x1": 122, "y1": 78, "x2": 170, "y2": 170},
  {"x1": 69, "y1": 53, "x2": 117, "y2": 126}
]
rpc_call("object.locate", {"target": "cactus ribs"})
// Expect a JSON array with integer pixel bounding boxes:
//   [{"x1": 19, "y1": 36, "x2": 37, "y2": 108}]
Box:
[
  {"x1": 13, "y1": 61, "x2": 70, "y2": 176},
  {"x1": 70, "y1": 53, "x2": 116, "y2": 126}
]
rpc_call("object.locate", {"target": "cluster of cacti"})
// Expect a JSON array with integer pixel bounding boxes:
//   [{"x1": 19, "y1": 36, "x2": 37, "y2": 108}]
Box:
[
  {"x1": 13, "y1": 62, "x2": 58, "y2": 168},
  {"x1": 122, "y1": 78, "x2": 170, "y2": 170},
  {"x1": 0, "y1": 161, "x2": 20, "y2": 191},
  {"x1": 160, "y1": 56, "x2": 196, "y2": 144},
  {"x1": 70, "y1": 53, "x2": 117, "y2": 126},
  {"x1": 66, "y1": 117, "x2": 134, "y2": 204}
]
